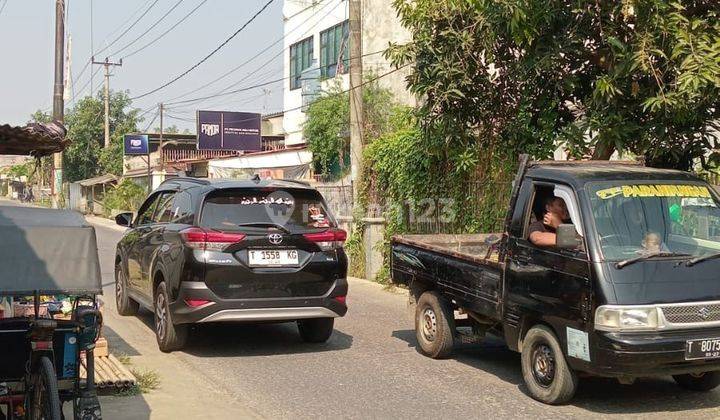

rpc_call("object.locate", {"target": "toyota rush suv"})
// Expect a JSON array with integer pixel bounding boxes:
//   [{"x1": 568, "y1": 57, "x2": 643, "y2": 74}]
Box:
[{"x1": 114, "y1": 177, "x2": 348, "y2": 352}]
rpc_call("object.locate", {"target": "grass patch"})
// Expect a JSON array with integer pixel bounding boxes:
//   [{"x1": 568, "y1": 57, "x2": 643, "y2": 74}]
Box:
[
  {"x1": 115, "y1": 354, "x2": 131, "y2": 365},
  {"x1": 116, "y1": 368, "x2": 160, "y2": 396},
  {"x1": 131, "y1": 368, "x2": 161, "y2": 394}
]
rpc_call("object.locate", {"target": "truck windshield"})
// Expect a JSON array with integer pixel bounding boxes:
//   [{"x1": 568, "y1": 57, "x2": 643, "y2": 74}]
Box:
[{"x1": 587, "y1": 182, "x2": 720, "y2": 261}]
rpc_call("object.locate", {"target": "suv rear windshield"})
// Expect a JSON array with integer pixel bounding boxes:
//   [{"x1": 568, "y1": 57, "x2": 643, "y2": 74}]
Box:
[{"x1": 200, "y1": 188, "x2": 336, "y2": 232}]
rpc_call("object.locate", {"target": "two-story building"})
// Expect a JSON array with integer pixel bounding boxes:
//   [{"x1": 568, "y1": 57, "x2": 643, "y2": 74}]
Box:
[{"x1": 282, "y1": 0, "x2": 414, "y2": 147}]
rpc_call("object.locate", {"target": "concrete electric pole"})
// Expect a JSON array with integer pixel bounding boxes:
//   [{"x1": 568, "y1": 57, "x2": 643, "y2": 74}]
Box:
[
  {"x1": 349, "y1": 0, "x2": 363, "y2": 206},
  {"x1": 158, "y1": 103, "x2": 164, "y2": 172},
  {"x1": 92, "y1": 57, "x2": 123, "y2": 148},
  {"x1": 52, "y1": 0, "x2": 65, "y2": 209}
]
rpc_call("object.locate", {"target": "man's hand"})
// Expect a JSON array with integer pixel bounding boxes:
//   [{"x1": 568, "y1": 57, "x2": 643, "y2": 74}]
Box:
[{"x1": 543, "y1": 211, "x2": 563, "y2": 229}]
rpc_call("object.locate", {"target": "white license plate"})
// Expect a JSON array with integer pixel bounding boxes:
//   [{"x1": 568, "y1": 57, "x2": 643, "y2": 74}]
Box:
[{"x1": 248, "y1": 249, "x2": 299, "y2": 266}]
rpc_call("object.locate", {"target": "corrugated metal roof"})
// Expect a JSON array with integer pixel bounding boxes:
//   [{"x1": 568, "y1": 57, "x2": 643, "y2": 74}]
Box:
[
  {"x1": 77, "y1": 174, "x2": 118, "y2": 187},
  {"x1": 0, "y1": 121, "x2": 68, "y2": 157}
]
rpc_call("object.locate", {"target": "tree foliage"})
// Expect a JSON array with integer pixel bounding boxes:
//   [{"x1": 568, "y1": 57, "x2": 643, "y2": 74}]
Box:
[
  {"x1": 388, "y1": 0, "x2": 720, "y2": 170},
  {"x1": 101, "y1": 178, "x2": 147, "y2": 213},
  {"x1": 64, "y1": 91, "x2": 140, "y2": 181},
  {"x1": 303, "y1": 77, "x2": 395, "y2": 175}
]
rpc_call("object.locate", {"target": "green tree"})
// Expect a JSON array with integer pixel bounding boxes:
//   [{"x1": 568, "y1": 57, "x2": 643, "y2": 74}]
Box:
[
  {"x1": 388, "y1": 0, "x2": 720, "y2": 170},
  {"x1": 64, "y1": 91, "x2": 140, "y2": 181},
  {"x1": 152, "y1": 125, "x2": 180, "y2": 134},
  {"x1": 303, "y1": 77, "x2": 395, "y2": 175}
]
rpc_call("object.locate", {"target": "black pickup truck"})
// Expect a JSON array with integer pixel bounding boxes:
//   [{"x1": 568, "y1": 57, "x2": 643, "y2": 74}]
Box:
[{"x1": 392, "y1": 158, "x2": 720, "y2": 404}]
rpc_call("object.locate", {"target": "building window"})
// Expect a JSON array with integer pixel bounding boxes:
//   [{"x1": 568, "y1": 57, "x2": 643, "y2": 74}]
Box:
[
  {"x1": 290, "y1": 36, "x2": 314, "y2": 90},
  {"x1": 320, "y1": 21, "x2": 349, "y2": 79}
]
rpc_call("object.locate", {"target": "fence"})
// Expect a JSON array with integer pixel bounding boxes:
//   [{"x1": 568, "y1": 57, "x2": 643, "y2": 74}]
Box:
[{"x1": 315, "y1": 183, "x2": 354, "y2": 217}]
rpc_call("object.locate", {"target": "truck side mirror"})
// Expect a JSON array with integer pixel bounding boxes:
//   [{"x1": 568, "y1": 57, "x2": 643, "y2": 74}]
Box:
[
  {"x1": 115, "y1": 212, "x2": 133, "y2": 227},
  {"x1": 556, "y1": 224, "x2": 582, "y2": 249}
]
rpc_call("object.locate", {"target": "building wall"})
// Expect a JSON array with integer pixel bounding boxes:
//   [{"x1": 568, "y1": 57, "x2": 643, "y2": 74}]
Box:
[
  {"x1": 282, "y1": 0, "x2": 415, "y2": 146},
  {"x1": 362, "y1": 0, "x2": 416, "y2": 107},
  {"x1": 261, "y1": 114, "x2": 286, "y2": 137},
  {"x1": 283, "y1": 0, "x2": 349, "y2": 146}
]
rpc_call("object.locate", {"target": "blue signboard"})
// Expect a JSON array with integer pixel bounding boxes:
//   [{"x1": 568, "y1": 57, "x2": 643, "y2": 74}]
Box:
[
  {"x1": 197, "y1": 111, "x2": 262, "y2": 151},
  {"x1": 123, "y1": 134, "x2": 149, "y2": 155}
]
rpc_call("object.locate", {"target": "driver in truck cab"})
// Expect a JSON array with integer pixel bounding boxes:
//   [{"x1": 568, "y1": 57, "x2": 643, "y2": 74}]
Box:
[{"x1": 529, "y1": 196, "x2": 571, "y2": 247}]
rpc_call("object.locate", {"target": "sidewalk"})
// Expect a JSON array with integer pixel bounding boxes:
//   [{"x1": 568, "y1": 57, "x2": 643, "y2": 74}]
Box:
[{"x1": 86, "y1": 213, "x2": 126, "y2": 232}]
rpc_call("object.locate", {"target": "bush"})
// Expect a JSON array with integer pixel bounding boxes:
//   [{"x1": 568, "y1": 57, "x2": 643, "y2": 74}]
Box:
[{"x1": 102, "y1": 179, "x2": 146, "y2": 214}]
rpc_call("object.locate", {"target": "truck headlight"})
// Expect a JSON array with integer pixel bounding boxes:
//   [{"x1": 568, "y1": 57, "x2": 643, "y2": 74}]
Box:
[{"x1": 595, "y1": 306, "x2": 660, "y2": 332}]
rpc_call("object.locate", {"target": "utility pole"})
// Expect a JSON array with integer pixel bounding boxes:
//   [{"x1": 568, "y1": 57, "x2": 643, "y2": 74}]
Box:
[
  {"x1": 52, "y1": 0, "x2": 65, "y2": 209},
  {"x1": 92, "y1": 57, "x2": 122, "y2": 148},
  {"x1": 158, "y1": 103, "x2": 164, "y2": 180},
  {"x1": 349, "y1": 0, "x2": 363, "y2": 206}
]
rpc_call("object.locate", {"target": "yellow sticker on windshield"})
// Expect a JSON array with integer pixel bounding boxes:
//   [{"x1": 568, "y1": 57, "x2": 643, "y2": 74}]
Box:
[{"x1": 596, "y1": 185, "x2": 712, "y2": 199}]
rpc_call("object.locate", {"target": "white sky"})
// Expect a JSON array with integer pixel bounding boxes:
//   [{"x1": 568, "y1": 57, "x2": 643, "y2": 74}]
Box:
[{"x1": 0, "y1": 0, "x2": 284, "y2": 132}]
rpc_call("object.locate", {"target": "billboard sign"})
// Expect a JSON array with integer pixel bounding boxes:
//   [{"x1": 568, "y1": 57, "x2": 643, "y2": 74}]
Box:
[
  {"x1": 123, "y1": 134, "x2": 149, "y2": 155},
  {"x1": 197, "y1": 110, "x2": 262, "y2": 151}
]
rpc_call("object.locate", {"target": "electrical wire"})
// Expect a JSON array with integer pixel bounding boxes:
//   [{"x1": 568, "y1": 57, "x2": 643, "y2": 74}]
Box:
[
  {"x1": 130, "y1": 0, "x2": 278, "y2": 101},
  {"x1": 121, "y1": 0, "x2": 208, "y2": 60},
  {"x1": 164, "y1": 0, "x2": 336, "y2": 103},
  {"x1": 165, "y1": 49, "x2": 387, "y2": 107},
  {"x1": 167, "y1": 64, "x2": 409, "y2": 128},
  {"x1": 168, "y1": 1, "x2": 345, "y2": 108},
  {"x1": 93, "y1": 0, "x2": 161, "y2": 58},
  {"x1": 72, "y1": 0, "x2": 155, "y2": 102},
  {"x1": 110, "y1": 0, "x2": 186, "y2": 58},
  {"x1": 143, "y1": 109, "x2": 160, "y2": 132}
]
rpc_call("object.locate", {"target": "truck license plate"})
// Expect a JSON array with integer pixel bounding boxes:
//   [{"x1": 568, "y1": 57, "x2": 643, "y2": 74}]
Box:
[
  {"x1": 685, "y1": 338, "x2": 720, "y2": 360},
  {"x1": 248, "y1": 250, "x2": 299, "y2": 266}
]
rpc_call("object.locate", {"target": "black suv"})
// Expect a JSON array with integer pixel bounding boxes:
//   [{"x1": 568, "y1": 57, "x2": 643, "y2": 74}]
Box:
[{"x1": 114, "y1": 177, "x2": 348, "y2": 352}]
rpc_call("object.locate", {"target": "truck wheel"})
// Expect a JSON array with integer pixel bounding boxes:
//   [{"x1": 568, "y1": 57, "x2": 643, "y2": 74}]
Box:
[
  {"x1": 415, "y1": 291, "x2": 455, "y2": 359},
  {"x1": 154, "y1": 282, "x2": 188, "y2": 353},
  {"x1": 115, "y1": 264, "x2": 139, "y2": 316},
  {"x1": 673, "y1": 372, "x2": 720, "y2": 391},
  {"x1": 297, "y1": 318, "x2": 334, "y2": 343},
  {"x1": 521, "y1": 325, "x2": 578, "y2": 405}
]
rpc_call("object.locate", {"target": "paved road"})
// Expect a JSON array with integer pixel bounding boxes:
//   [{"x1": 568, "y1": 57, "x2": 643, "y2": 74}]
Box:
[{"x1": 86, "y1": 213, "x2": 720, "y2": 418}]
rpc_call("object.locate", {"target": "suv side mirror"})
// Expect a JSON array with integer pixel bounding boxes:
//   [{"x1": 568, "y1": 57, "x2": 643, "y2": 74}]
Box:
[
  {"x1": 556, "y1": 224, "x2": 582, "y2": 249},
  {"x1": 115, "y1": 212, "x2": 133, "y2": 227}
]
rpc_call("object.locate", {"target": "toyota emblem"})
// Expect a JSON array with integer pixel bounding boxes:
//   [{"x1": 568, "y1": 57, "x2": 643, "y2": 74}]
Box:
[
  {"x1": 698, "y1": 307, "x2": 711, "y2": 320},
  {"x1": 268, "y1": 233, "x2": 283, "y2": 245}
]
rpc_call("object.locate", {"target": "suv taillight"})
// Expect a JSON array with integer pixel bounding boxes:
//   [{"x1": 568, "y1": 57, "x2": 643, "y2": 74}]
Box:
[
  {"x1": 303, "y1": 229, "x2": 347, "y2": 251},
  {"x1": 180, "y1": 227, "x2": 246, "y2": 251}
]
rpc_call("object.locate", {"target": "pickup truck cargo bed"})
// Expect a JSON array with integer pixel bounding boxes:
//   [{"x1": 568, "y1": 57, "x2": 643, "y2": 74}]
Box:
[{"x1": 391, "y1": 234, "x2": 503, "y2": 320}]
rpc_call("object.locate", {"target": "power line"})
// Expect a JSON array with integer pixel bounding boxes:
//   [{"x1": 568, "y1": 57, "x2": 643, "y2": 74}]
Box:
[
  {"x1": 121, "y1": 0, "x2": 208, "y2": 60},
  {"x1": 166, "y1": 49, "x2": 386, "y2": 108},
  {"x1": 102, "y1": 0, "x2": 156, "y2": 45},
  {"x1": 166, "y1": 77, "x2": 286, "y2": 106},
  {"x1": 130, "y1": 0, "x2": 278, "y2": 101},
  {"x1": 143, "y1": 109, "x2": 160, "y2": 132},
  {"x1": 159, "y1": 64, "x2": 399, "y2": 130},
  {"x1": 164, "y1": 0, "x2": 337, "y2": 103},
  {"x1": 93, "y1": 0, "x2": 161, "y2": 58},
  {"x1": 110, "y1": 0, "x2": 186, "y2": 58},
  {"x1": 72, "y1": 0, "x2": 155, "y2": 103}
]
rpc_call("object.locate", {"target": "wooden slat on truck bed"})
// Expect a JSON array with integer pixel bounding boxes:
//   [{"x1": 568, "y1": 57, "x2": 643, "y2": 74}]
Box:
[{"x1": 393, "y1": 234, "x2": 502, "y2": 267}]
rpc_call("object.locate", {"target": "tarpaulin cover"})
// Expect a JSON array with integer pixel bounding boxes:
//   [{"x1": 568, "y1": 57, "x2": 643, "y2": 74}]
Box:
[{"x1": 0, "y1": 206, "x2": 102, "y2": 296}]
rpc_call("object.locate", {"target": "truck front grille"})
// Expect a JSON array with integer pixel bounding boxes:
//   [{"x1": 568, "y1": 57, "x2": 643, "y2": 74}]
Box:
[{"x1": 661, "y1": 303, "x2": 720, "y2": 324}]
